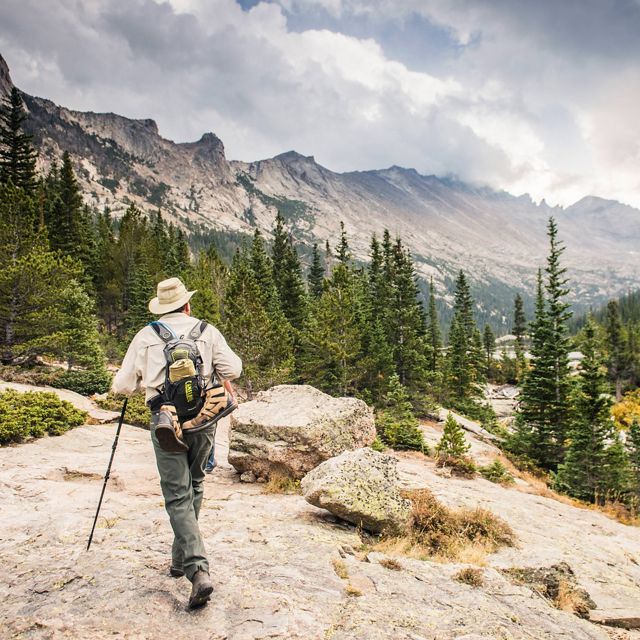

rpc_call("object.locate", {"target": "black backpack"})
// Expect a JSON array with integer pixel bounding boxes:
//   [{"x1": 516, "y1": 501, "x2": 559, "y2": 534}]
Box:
[{"x1": 150, "y1": 319, "x2": 209, "y2": 420}]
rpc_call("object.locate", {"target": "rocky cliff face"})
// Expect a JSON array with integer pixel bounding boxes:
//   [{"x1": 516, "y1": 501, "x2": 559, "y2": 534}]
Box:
[{"x1": 2, "y1": 53, "x2": 638, "y2": 320}]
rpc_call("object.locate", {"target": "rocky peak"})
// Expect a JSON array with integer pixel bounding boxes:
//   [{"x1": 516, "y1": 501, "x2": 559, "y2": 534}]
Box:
[
  {"x1": 0, "y1": 53, "x2": 14, "y2": 97},
  {"x1": 274, "y1": 150, "x2": 316, "y2": 165}
]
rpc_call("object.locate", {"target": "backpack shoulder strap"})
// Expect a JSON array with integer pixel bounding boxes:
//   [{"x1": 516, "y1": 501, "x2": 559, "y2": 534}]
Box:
[
  {"x1": 188, "y1": 319, "x2": 208, "y2": 340},
  {"x1": 149, "y1": 321, "x2": 177, "y2": 343}
]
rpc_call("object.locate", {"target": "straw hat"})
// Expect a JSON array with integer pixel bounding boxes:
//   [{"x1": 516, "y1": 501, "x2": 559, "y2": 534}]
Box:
[{"x1": 148, "y1": 277, "x2": 197, "y2": 314}]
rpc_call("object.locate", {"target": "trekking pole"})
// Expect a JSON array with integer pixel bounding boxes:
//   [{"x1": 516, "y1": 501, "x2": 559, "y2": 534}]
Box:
[{"x1": 87, "y1": 398, "x2": 128, "y2": 551}]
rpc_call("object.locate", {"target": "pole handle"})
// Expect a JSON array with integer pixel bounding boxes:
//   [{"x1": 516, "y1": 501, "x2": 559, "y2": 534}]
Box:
[{"x1": 86, "y1": 398, "x2": 128, "y2": 551}]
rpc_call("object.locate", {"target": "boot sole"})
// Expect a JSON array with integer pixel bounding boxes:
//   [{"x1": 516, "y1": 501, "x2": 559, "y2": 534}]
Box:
[
  {"x1": 155, "y1": 425, "x2": 189, "y2": 453},
  {"x1": 188, "y1": 584, "x2": 214, "y2": 609},
  {"x1": 183, "y1": 402, "x2": 238, "y2": 434}
]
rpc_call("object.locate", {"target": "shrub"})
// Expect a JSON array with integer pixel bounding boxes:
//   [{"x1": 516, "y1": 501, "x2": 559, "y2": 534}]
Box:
[
  {"x1": 97, "y1": 392, "x2": 150, "y2": 427},
  {"x1": 376, "y1": 374, "x2": 428, "y2": 452},
  {"x1": 436, "y1": 454, "x2": 477, "y2": 478},
  {"x1": 386, "y1": 488, "x2": 516, "y2": 560},
  {"x1": 50, "y1": 368, "x2": 112, "y2": 395},
  {"x1": 454, "y1": 567, "x2": 484, "y2": 587},
  {"x1": 370, "y1": 435, "x2": 386, "y2": 452},
  {"x1": 480, "y1": 460, "x2": 515, "y2": 485},
  {"x1": 436, "y1": 414, "x2": 471, "y2": 459},
  {"x1": 0, "y1": 389, "x2": 86, "y2": 445}
]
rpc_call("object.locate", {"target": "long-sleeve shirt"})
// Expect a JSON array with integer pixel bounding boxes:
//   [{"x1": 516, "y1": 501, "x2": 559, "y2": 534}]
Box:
[{"x1": 111, "y1": 312, "x2": 242, "y2": 401}]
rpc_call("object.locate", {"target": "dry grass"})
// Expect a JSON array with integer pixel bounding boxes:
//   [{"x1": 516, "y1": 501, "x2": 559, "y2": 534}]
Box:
[
  {"x1": 345, "y1": 583, "x2": 362, "y2": 597},
  {"x1": 435, "y1": 455, "x2": 477, "y2": 478},
  {"x1": 332, "y1": 558, "x2": 349, "y2": 580},
  {"x1": 454, "y1": 567, "x2": 484, "y2": 587},
  {"x1": 379, "y1": 557, "x2": 403, "y2": 571},
  {"x1": 372, "y1": 488, "x2": 515, "y2": 564},
  {"x1": 262, "y1": 470, "x2": 301, "y2": 495}
]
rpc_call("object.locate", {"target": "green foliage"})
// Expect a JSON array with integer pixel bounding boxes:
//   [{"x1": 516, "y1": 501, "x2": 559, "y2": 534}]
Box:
[
  {"x1": 436, "y1": 413, "x2": 471, "y2": 460},
  {"x1": 308, "y1": 242, "x2": 325, "y2": 298},
  {"x1": 513, "y1": 293, "x2": 527, "y2": 382},
  {"x1": 51, "y1": 368, "x2": 112, "y2": 396},
  {"x1": 0, "y1": 88, "x2": 37, "y2": 193},
  {"x1": 554, "y1": 319, "x2": 630, "y2": 503},
  {"x1": 479, "y1": 460, "x2": 515, "y2": 485},
  {"x1": 376, "y1": 374, "x2": 427, "y2": 452},
  {"x1": 370, "y1": 435, "x2": 386, "y2": 452},
  {"x1": 0, "y1": 389, "x2": 86, "y2": 444},
  {"x1": 97, "y1": 392, "x2": 150, "y2": 428}
]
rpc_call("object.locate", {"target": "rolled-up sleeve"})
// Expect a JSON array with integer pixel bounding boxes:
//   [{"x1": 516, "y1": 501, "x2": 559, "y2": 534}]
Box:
[
  {"x1": 111, "y1": 334, "x2": 143, "y2": 395},
  {"x1": 211, "y1": 327, "x2": 242, "y2": 381}
]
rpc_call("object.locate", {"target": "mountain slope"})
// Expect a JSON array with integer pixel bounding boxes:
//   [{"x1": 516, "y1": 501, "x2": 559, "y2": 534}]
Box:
[{"x1": 2, "y1": 53, "x2": 638, "y2": 327}]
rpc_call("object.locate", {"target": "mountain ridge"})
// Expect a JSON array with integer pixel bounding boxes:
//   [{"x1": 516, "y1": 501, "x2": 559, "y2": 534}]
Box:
[{"x1": 1, "y1": 53, "x2": 638, "y2": 327}]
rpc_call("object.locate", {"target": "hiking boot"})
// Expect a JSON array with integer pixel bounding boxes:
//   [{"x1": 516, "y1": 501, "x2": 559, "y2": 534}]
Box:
[
  {"x1": 169, "y1": 564, "x2": 185, "y2": 578},
  {"x1": 182, "y1": 386, "x2": 238, "y2": 432},
  {"x1": 188, "y1": 570, "x2": 213, "y2": 609},
  {"x1": 155, "y1": 404, "x2": 188, "y2": 453}
]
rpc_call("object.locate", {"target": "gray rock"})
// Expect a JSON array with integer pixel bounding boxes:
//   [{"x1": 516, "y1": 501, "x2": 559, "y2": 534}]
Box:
[
  {"x1": 301, "y1": 448, "x2": 412, "y2": 534},
  {"x1": 228, "y1": 385, "x2": 375, "y2": 480}
]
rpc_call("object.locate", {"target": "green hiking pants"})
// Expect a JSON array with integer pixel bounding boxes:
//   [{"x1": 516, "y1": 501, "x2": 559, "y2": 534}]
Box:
[{"x1": 150, "y1": 413, "x2": 214, "y2": 582}]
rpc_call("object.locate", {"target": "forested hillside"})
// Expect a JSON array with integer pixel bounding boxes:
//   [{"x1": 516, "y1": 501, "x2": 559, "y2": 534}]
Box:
[
  {"x1": 2, "y1": 70, "x2": 640, "y2": 514},
  {"x1": 0, "y1": 51, "x2": 638, "y2": 332}
]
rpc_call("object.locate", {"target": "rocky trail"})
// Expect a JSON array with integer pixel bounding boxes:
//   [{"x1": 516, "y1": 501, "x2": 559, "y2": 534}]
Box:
[{"x1": 1, "y1": 388, "x2": 640, "y2": 639}]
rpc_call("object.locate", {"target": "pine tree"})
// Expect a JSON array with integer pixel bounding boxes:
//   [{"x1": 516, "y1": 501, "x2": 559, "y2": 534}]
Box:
[
  {"x1": 336, "y1": 221, "x2": 350, "y2": 265},
  {"x1": 627, "y1": 420, "x2": 640, "y2": 497},
  {"x1": 544, "y1": 217, "x2": 573, "y2": 457},
  {"x1": 606, "y1": 300, "x2": 625, "y2": 401},
  {"x1": 224, "y1": 249, "x2": 294, "y2": 398},
  {"x1": 376, "y1": 374, "x2": 427, "y2": 451},
  {"x1": 186, "y1": 246, "x2": 227, "y2": 326},
  {"x1": 483, "y1": 324, "x2": 496, "y2": 379},
  {"x1": 123, "y1": 258, "x2": 153, "y2": 340},
  {"x1": 427, "y1": 277, "x2": 442, "y2": 373},
  {"x1": 308, "y1": 242, "x2": 325, "y2": 298},
  {"x1": 0, "y1": 88, "x2": 37, "y2": 193},
  {"x1": 46, "y1": 152, "x2": 95, "y2": 272},
  {"x1": 436, "y1": 413, "x2": 471, "y2": 459},
  {"x1": 250, "y1": 229, "x2": 279, "y2": 312},
  {"x1": 515, "y1": 220, "x2": 573, "y2": 471},
  {"x1": 446, "y1": 270, "x2": 482, "y2": 411},
  {"x1": 298, "y1": 263, "x2": 364, "y2": 396},
  {"x1": 513, "y1": 293, "x2": 527, "y2": 382},
  {"x1": 387, "y1": 239, "x2": 430, "y2": 397},
  {"x1": 555, "y1": 319, "x2": 617, "y2": 502}
]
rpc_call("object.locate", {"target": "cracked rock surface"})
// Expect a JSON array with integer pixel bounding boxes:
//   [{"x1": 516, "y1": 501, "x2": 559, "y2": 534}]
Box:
[{"x1": 1, "y1": 415, "x2": 639, "y2": 639}]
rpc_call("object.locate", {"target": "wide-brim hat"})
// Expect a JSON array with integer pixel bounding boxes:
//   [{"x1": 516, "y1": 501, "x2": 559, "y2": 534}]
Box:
[{"x1": 149, "y1": 277, "x2": 197, "y2": 314}]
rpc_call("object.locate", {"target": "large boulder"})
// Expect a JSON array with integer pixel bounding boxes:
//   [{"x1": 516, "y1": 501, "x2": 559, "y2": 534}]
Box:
[
  {"x1": 301, "y1": 447, "x2": 412, "y2": 534},
  {"x1": 228, "y1": 385, "x2": 375, "y2": 480}
]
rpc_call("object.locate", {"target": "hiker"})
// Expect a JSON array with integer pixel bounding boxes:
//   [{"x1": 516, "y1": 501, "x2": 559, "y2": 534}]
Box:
[{"x1": 112, "y1": 277, "x2": 242, "y2": 609}]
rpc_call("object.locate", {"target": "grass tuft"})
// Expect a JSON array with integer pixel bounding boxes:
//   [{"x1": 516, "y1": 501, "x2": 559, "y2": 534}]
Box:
[
  {"x1": 332, "y1": 558, "x2": 349, "y2": 580},
  {"x1": 262, "y1": 470, "x2": 301, "y2": 495},
  {"x1": 454, "y1": 567, "x2": 484, "y2": 587},
  {"x1": 379, "y1": 557, "x2": 403, "y2": 571}
]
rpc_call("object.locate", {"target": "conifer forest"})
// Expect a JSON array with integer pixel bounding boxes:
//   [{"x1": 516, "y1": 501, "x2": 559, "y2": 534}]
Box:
[{"x1": 1, "y1": 86, "x2": 640, "y2": 512}]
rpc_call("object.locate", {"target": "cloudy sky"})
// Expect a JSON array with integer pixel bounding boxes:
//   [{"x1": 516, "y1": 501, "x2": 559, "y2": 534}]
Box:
[{"x1": 1, "y1": 0, "x2": 639, "y2": 207}]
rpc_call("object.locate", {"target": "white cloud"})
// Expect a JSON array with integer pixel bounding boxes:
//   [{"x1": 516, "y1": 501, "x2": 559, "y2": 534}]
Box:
[{"x1": 0, "y1": 0, "x2": 639, "y2": 207}]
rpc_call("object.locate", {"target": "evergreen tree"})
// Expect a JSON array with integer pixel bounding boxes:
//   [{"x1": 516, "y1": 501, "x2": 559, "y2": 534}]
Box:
[
  {"x1": 250, "y1": 229, "x2": 279, "y2": 312},
  {"x1": 606, "y1": 300, "x2": 625, "y2": 401},
  {"x1": 0, "y1": 88, "x2": 37, "y2": 193},
  {"x1": 308, "y1": 242, "x2": 325, "y2": 298},
  {"x1": 376, "y1": 374, "x2": 426, "y2": 451},
  {"x1": 123, "y1": 258, "x2": 153, "y2": 340},
  {"x1": 513, "y1": 293, "x2": 527, "y2": 382},
  {"x1": 387, "y1": 239, "x2": 430, "y2": 397},
  {"x1": 224, "y1": 249, "x2": 294, "y2": 397},
  {"x1": 427, "y1": 277, "x2": 442, "y2": 373},
  {"x1": 298, "y1": 263, "x2": 364, "y2": 396},
  {"x1": 446, "y1": 270, "x2": 482, "y2": 411},
  {"x1": 187, "y1": 246, "x2": 227, "y2": 326},
  {"x1": 544, "y1": 217, "x2": 573, "y2": 457},
  {"x1": 555, "y1": 319, "x2": 617, "y2": 502},
  {"x1": 56, "y1": 279, "x2": 107, "y2": 371},
  {"x1": 483, "y1": 324, "x2": 496, "y2": 379},
  {"x1": 627, "y1": 420, "x2": 640, "y2": 498},
  {"x1": 515, "y1": 219, "x2": 573, "y2": 470},
  {"x1": 336, "y1": 221, "x2": 350, "y2": 264},
  {"x1": 436, "y1": 413, "x2": 471, "y2": 459}
]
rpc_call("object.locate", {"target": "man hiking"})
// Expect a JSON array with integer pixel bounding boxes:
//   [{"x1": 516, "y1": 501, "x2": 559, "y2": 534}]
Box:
[{"x1": 112, "y1": 277, "x2": 242, "y2": 609}]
